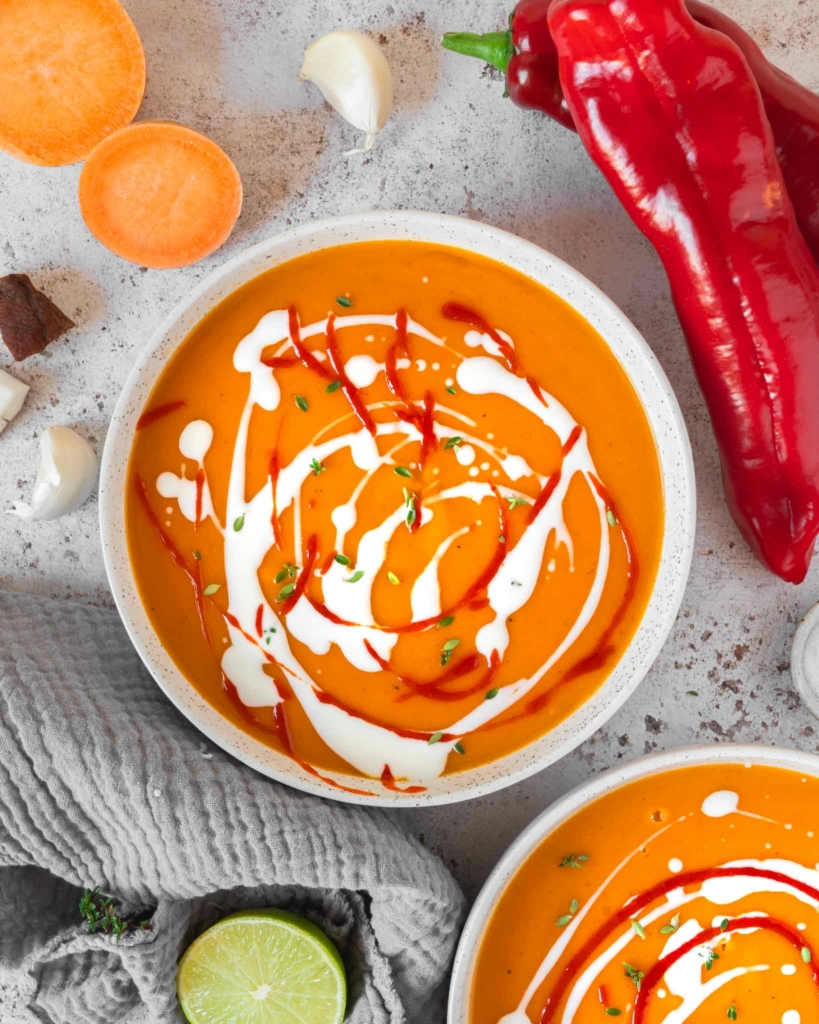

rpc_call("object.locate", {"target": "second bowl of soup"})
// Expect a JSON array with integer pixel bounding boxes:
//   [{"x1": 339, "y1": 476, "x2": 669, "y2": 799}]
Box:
[{"x1": 101, "y1": 211, "x2": 694, "y2": 803}]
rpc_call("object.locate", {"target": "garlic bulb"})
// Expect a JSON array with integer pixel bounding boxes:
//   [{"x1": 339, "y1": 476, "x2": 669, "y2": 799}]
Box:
[
  {"x1": 8, "y1": 426, "x2": 97, "y2": 521},
  {"x1": 0, "y1": 367, "x2": 29, "y2": 433},
  {"x1": 301, "y1": 30, "x2": 393, "y2": 153}
]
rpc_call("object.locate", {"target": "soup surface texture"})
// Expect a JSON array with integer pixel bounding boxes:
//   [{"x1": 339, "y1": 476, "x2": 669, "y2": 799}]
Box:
[
  {"x1": 126, "y1": 241, "x2": 663, "y2": 793},
  {"x1": 470, "y1": 762, "x2": 819, "y2": 1024}
]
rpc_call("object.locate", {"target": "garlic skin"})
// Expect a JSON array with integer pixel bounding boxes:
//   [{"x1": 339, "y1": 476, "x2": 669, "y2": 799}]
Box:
[
  {"x1": 8, "y1": 426, "x2": 97, "y2": 521},
  {"x1": 301, "y1": 30, "x2": 393, "y2": 153},
  {"x1": 0, "y1": 367, "x2": 30, "y2": 433}
]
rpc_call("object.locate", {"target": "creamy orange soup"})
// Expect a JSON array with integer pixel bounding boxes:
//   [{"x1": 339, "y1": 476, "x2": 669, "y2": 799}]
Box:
[
  {"x1": 126, "y1": 241, "x2": 663, "y2": 794},
  {"x1": 471, "y1": 763, "x2": 819, "y2": 1024}
]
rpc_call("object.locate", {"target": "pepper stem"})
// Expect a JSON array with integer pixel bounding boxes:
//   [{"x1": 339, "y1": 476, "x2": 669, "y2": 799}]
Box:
[{"x1": 441, "y1": 31, "x2": 514, "y2": 73}]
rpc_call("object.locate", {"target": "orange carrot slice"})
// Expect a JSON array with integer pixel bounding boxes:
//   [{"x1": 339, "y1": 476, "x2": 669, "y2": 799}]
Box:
[
  {"x1": 78, "y1": 122, "x2": 243, "y2": 269},
  {"x1": 0, "y1": 0, "x2": 145, "y2": 167}
]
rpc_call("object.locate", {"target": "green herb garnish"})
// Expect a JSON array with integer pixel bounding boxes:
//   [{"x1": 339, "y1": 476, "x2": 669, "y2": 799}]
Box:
[
  {"x1": 624, "y1": 964, "x2": 644, "y2": 991},
  {"x1": 703, "y1": 948, "x2": 720, "y2": 970},
  {"x1": 233, "y1": 514, "x2": 245, "y2": 532},
  {"x1": 485, "y1": 687, "x2": 499, "y2": 700},
  {"x1": 440, "y1": 637, "x2": 460, "y2": 666},
  {"x1": 555, "y1": 914, "x2": 573, "y2": 928},
  {"x1": 394, "y1": 466, "x2": 412, "y2": 478},
  {"x1": 428, "y1": 731, "x2": 443, "y2": 745},
  {"x1": 193, "y1": 550, "x2": 201, "y2": 560},
  {"x1": 345, "y1": 570, "x2": 365, "y2": 583},
  {"x1": 660, "y1": 914, "x2": 680, "y2": 935},
  {"x1": 444, "y1": 436, "x2": 463, "y2": 450},
  {"x1": 336, "y1": 296, "x2": 353, "y2": 308},
  {"x1": 335, "y1": 553, "x2": 351, "y2": 566},
  {"x1": 310, "y1": 458, "x2": 326, "y2": 476},
  {"x1": 387, "y1": 571, "x2": 400, "y2": 585},
  {"x1": 802, "y1": 947, "x2": 812, "y2": 964},
  {"x1": 632, "y1": 920, "x2": 646, "y2": 940},
  {"x1": 507, "y1": 495, "x2": 529, "y2": 510},
  {"x1": 446, "y1": 385, "x2": 457, "y2": 395},
  {"x1": 559, "y1": 854, "x2": 590, "y2": 869},
  {"x1": 79, "y1": 888, "x2": 152, "y2": 943},
  {"x1": 437, "y1": 616, "x2": 455, "y2": 629},
  {"x1": 454, "y1": 741, "x2": 466, "y2": 755},
  {"x1": 203, "y1": 583, "x2": 221, "y2": 596},
  {"x1": 276, "y1": 582, "x2": 296, "y2": 601},
  {"x1": 605, "y1": 1011, "x2": 622, "y2": 1018},
  {"x1": 295, "y1": 394, "x2": 308, "y2": 412},
  {"x1": 720, "y1": 918, "x2": 730, "y2": 932},
  {"x1": 326, "y1": 380, "x2": 342, "y2": 393},
  {"x1": 607, "y1": 509, "x2": 617, "y2": 527},
  {"x1": 687, "y1": 690, "x2": 699, "y2": 696},
  {"x1": 275, "y1": 563, "x2": 299, "y2": 583},
  {"x1": 728, "y1": 1005, "x2": 737, "y2": 1021}
]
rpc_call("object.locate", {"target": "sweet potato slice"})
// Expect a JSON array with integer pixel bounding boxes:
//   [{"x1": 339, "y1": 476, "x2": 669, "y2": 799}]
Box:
[
  {"x1": 78, "y1": 122, "x2": 243, "y2": 269},
  {"x1": 0, "y1": 275, "x2": 75, "y2": 361},
  {"x1": 0, "y1": 0, "x2": 145, "y2": 167}
]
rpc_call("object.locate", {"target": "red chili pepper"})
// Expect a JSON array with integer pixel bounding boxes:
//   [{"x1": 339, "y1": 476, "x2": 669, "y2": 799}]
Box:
[
  {"x1": 443, "y1": 0, "x2": 819, "y2": 263},
  {"x1": 546, "y1": 0, "x2": 819, "y2": 583}
]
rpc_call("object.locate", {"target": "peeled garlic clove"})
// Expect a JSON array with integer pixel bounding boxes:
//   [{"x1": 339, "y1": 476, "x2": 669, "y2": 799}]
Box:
[
  {"x1": 301, "y1": 30, "x2": 393, "y2": 152},
  {"x1": 8, "y1": 426, "x2": 97, "y2": 521},
  {"x1": 0, "y1": 367, "x2": 30, "y2": 433}
]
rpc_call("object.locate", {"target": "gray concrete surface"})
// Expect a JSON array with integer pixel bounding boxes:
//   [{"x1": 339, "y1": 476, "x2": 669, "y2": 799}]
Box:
[{"x1": 1, "y1": 0, "x2": 818, "y2": 913}]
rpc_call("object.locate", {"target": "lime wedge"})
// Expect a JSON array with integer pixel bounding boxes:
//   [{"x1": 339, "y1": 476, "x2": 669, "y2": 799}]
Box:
[{"x1": 177, "y1": 908, "x2": 347, "y2": 1024}]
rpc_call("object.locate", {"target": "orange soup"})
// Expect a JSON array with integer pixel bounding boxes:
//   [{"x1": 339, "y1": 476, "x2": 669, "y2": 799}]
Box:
[
  {"x1": 471, "y1": 763, "x2": 819, "y2": 1024},
  {"x1": 125, "y1": 241, "x2": 663, "y2": 793}
]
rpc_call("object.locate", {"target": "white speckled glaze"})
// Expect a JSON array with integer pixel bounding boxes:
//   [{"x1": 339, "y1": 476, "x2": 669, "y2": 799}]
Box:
[
  {"x1": 99, "y1": 211, "x2": 695, "y2": 806},
  {"x1": 447, "y1": 743, "x2": 819, "y2": 1022}
]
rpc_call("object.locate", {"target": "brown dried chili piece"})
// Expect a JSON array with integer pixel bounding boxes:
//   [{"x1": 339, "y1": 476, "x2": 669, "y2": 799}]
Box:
[{"x1": 0, "y1": 274, "x2": 75, "y2": 361}]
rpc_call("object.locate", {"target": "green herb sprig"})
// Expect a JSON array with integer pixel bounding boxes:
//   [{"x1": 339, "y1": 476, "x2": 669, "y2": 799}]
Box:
[{"x1": 79, "y1": 888, "x2": 152, "y2": 943}]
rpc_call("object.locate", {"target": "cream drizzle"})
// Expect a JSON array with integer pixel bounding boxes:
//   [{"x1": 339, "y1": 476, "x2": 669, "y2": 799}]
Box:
[{"x1": 155, "y1": 309, "x2": 618, "y2": 784}]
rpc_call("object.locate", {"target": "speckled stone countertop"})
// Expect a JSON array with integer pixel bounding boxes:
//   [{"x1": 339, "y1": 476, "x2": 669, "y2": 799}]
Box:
[{"x1": 1, "y1": 0, "x2": 818, "y2": 903}]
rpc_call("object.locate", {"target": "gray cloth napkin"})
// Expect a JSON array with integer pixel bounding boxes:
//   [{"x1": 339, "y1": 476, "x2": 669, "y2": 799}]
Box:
[{"x1": 0, "y1": 591, "x2": 465, "y2": 1024}]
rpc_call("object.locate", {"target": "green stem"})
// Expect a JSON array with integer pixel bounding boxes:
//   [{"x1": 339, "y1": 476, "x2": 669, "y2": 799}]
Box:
[{"x1": 441, "y1": 31, "x2": 514, "y2": 73}]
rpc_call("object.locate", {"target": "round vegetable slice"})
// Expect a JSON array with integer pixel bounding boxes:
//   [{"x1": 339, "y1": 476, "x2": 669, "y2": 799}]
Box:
[
  {"x1": 0, "y1": 0, "x2": 146, "y2": 166},
  {"x1": 176, "y1": 908, "x2": 347, "y2": 1024},
  {"x1": 78, "y1": 122, "x2": 243, "y2": 269}
]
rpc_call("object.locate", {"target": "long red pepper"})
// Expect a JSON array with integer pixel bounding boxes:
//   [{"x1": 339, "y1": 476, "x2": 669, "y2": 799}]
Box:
[
  {"x1": 544, "y1": 0, "x2": 819, "y2": 583},
  {"x1": 443, "y1": 0, "x2": 819, "y2": 264}
]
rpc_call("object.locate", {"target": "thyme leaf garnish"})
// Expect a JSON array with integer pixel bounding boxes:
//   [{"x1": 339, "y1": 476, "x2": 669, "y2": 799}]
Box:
[
  {"x1": 233, "y1": 514, "x2": 245, "y2": 532},
  {"x1": 559, "y1": 854, "x2": 590, "y2": 869},
  {"x1": 203, "y1": 583, "x2": 221, "y2": 596},
  {"x1": 336, "y1": 296, "x2": 353, "y2": 308},
  {"x1": 326, "y1": 380, "x2": 342, "y2": 393},
  {"x1": 310, "y1": 457, "x2": 326, "y2": 476},
  {"x1": 345, "y1": 570, "x2": 365, "y2": 583}
]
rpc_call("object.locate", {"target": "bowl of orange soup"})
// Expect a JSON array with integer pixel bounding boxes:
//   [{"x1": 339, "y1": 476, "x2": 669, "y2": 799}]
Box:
[
  {"x1": 100, "y1": 211, "x2": 694, "y2": 804},
  {"x1": 448, "y1": 744, "x2": 819, "y2": 1023}
]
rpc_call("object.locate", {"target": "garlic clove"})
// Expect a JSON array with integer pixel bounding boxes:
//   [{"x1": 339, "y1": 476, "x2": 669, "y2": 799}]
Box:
[
  {"x1": 8, "y1": 426, "x2": 97, "y2": 521},
  {"x1": 301, "y1": 30, "x2": 393, "y2": 153},
  {"x1": 0, "y1": 367, "x2": 30, "y2": 433}
]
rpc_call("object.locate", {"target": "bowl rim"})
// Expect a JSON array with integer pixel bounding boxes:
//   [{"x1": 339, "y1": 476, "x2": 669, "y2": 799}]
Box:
[
  {"x1": 99, "y1": 209, "x2": 696, "y2": 806},
  {"x1": 446, "y1": 741, "x2": 819, "y2": 1022}
]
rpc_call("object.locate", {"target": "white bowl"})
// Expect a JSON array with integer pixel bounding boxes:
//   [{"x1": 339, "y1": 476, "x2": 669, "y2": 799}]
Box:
[
  {"x1": 100, "y1": 211, "x2": 695, "y2": 806},
  {"x1": 447, "y1": 742, "x2": 819, "y2": 1021}
]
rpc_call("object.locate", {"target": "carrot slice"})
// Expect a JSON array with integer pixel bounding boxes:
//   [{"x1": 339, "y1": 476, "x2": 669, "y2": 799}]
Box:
[
  {"x1": 0, "y1": 0, "x2": 145, "y2": 167},
  {"x1": 78, "y1": 122, "x2": 243, "y2": 269}
]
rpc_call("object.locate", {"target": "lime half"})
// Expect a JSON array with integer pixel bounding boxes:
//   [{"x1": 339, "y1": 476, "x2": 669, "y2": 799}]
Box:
[{"x1": 177, "y1": 908, "x2": 347, "y2": 1024}]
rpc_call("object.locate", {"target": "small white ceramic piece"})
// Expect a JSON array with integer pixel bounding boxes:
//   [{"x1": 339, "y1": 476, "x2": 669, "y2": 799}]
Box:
[
  {"x1": 0, "y1": 366, "x2": 29, "y2": 433},
  {"x1": 792, "y1": 602, "x2": 819, "y2": 721},
  {"x1": 446, "y1": 744, "x2": 819, "y2": 1023},
  {"x1": 100, "y1": 211, "x2": 696, "y2": 806}
]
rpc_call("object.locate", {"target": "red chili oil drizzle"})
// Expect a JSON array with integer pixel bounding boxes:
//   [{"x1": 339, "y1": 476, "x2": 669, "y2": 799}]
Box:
[
  {"x1": 633, "y1": 917, "x2": 819, "y2": 1024},
  {"x1": 268, "y1": 448, "x2": 282, "y2": 549},
  {"x1": 278, "y1": 533, "x2": 319, "y2": 616},
  {"x1": 381, "y1": 764, "x2": 427, "y2": 794},
  {"x1": 306, "y1": 593, "x2": 356, "y2": 626},
  {"x1": 135, "y1": 399, "x2": 187, "y2": 431},
  {"x1": 419, "y1": 390, "x2": 438, "y2": 468},
  {"x1": 255, "y1": 603, "x2": 264, "y2": 638},
  {"x1": 320, "y1": 549, "x2": 337, "y2": 575},
  {"x1": 386, "y1": 309, "x2": 419, "y2": 420},
  {"x1": 527, "y1": 426, "x2": 581, "y2": 525},
  {"x1": 261, "y1": 354, "x2": 299, "y2": 369},
  {"x1": 441, "y1": 302, "x2": 544, "y2": 404},
  {"x1": 537, "y1": 866, "x2": 819, "y2": 1023},
  {"x1": 274, "y1": 701, "x2": 374, "y2": 797},
  {"x1": 597, "y1": 986, "x2": 610, "y2": 1011},
  {"x1": 395, "y1": 649, "x2": 502, "y2": 704},
  {"x1": 222, "y1": 671, "x2": 277, "y2": 731},
  {"x1": 222, "y1": 609, "x2": 278, "y2": 666},
  {"x1": 314, "y1": 683, "x2": 455, "y2": 743},
  {"x1": 288, "y1": 305, "x2": 333, "y2": 380},
  {"x1": 134, "y1": 474, "x2": 210, "y2": 646},
  {"x1": 325, "y1": 312, "x2": 376, "y2": 435},
  {"x1": 194, "y1": 468, "x2": 205, "y2": 529},
  {"x1": 364, "y1": 638, "x2": 480, "y2": 702},
  {"x1": 385, "y1": 484, "x2": 510, "y2": 633}
]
